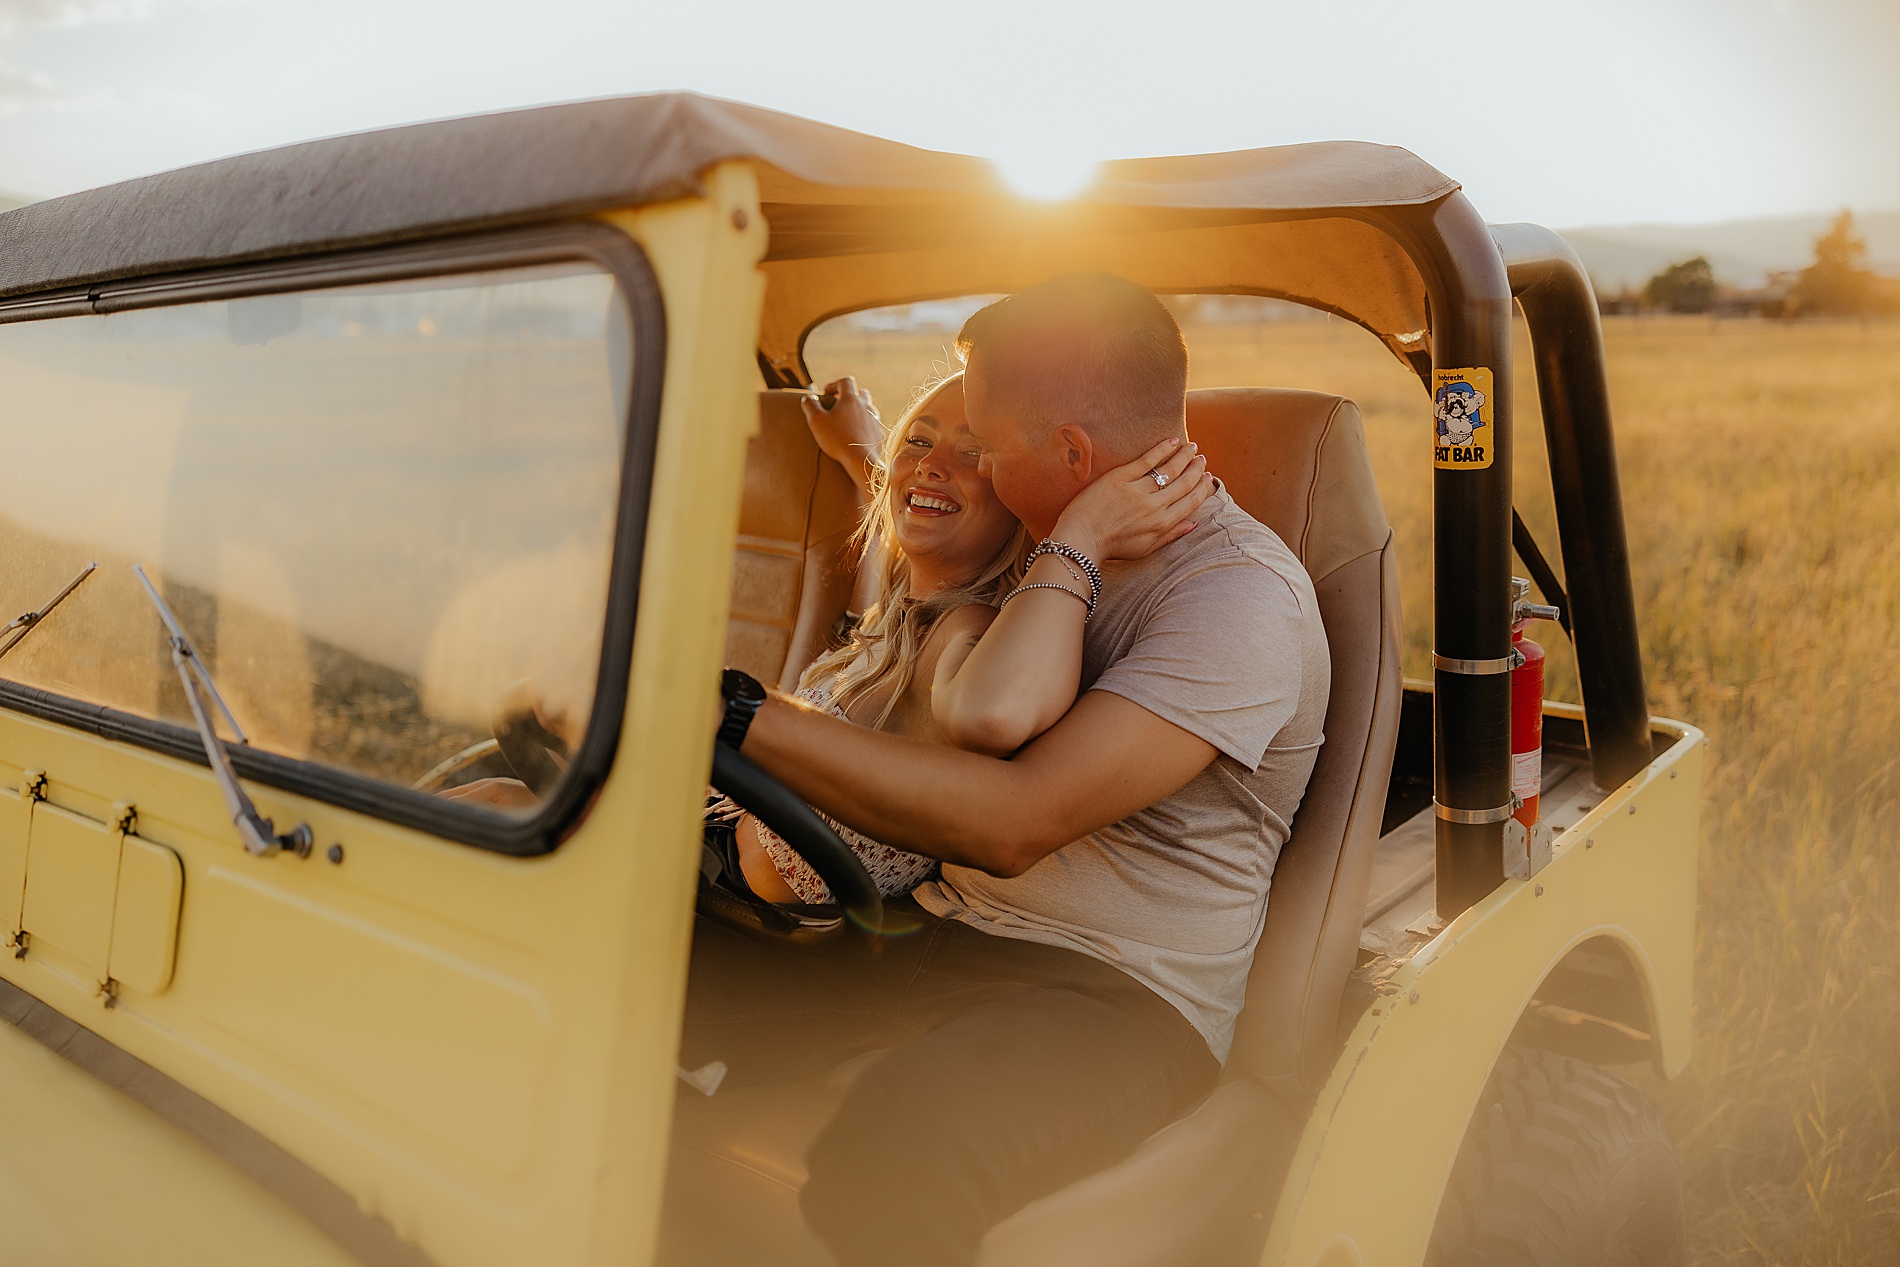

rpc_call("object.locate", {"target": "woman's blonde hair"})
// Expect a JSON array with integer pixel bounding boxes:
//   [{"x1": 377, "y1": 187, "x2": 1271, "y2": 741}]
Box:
[{"x1": 795, "y1": 372, "x2": 1029, "y2": 728}]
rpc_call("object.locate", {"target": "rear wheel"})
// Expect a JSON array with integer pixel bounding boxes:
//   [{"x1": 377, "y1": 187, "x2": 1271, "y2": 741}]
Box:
[{"x1": 1428, "y1": 1047, "x2": 1683, "y2": 1267}]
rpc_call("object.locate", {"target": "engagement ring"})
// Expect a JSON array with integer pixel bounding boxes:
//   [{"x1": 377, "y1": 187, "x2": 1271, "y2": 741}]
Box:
[{"x1": 1151, "y1": 470, "x2": 1169, "y2": 488}]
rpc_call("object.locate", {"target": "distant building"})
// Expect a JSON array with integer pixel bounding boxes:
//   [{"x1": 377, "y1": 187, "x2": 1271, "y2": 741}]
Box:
[
  {"x1": 1598, "y1": 269, "x2": 1829, "y2": 320},
  {"x1": 1714, "y1": 271, "x2": 1801, "y2": 318},
  {"x1": 1595, "y1": 286, "x2": 1642, "y2": 316}
]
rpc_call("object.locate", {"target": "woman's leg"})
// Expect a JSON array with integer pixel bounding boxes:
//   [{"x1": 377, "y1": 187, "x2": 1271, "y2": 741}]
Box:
[{"x1": 733, "y1": 815, "x2": 802, "y2": 902}]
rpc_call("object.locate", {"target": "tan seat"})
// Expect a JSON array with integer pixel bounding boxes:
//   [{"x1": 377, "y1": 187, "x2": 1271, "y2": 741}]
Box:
[
  {"x1": 977, "y1": 388, "x2": 1402, "y2": 1265},
  {"x1": 663, "y1": 389, "x2": 1402, "y2": 1267},
  {"x1": 725, "y1": 391, "x2": 865, "y2": 691}
]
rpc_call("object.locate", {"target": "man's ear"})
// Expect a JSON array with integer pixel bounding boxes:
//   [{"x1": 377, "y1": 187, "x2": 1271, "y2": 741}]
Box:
[{"x1": 1051, "y1": 423, "x2": 1096, "y2": 486}]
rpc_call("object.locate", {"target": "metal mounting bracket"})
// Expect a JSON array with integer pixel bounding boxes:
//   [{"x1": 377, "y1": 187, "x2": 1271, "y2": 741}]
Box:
[{"x1": 1502, "y1": 819, "x2": 1554, "y2": 880}]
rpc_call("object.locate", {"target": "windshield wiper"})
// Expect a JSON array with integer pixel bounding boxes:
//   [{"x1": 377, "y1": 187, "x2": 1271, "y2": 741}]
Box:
[
  {"x1": 0, "y1": 562, "x2": 97, "y2": 663},
  {"x1": 133, "y1": 564, "x2": 312, "y2": 858}
]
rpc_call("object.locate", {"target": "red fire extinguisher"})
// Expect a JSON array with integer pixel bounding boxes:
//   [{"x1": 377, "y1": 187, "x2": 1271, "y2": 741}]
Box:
[{"x1": 1511, "y1": 577, "x2": 1562, "y2": 829}]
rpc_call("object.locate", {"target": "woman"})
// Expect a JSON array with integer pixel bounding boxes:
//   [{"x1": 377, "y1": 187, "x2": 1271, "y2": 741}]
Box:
[{"x1": 710, "y1": 372, "x2": 1209, "y2": 904}]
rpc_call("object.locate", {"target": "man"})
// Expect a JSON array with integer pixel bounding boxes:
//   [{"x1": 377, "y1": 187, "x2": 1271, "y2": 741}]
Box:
[{"x1": 690, "y1": 273, "x2": 1330, "y2": 1266}]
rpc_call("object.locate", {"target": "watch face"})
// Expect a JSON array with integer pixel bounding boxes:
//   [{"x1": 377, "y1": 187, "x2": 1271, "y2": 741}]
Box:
[{"x1": 723, "y1": 668, "x2": 767, "y2": 704}]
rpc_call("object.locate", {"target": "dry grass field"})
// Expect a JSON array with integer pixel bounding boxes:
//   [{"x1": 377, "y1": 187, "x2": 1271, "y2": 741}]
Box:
[{"x1": 809, "y1": 312, "x2": 1900, "y2": 1265}]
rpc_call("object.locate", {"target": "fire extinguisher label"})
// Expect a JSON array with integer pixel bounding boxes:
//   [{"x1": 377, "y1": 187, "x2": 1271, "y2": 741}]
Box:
[
  {"x1": 1433, "y1": 367, "x2": 1494, "y2": 469},
  {"x1": 1513, "y1": 749, "x2": 1542, "y2": 801}
]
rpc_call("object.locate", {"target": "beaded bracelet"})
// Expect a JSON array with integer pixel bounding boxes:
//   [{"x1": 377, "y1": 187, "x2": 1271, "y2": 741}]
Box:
[
  {"x1": 1043, "y1": 553, "x2": 1088, "y2": 588},
  {"x1": 1000, "y1": 581, "x2": 1093, "y2": 620},
  {"x1": 1027, "y1": 540, "x2": 1103, "y2": 606}
]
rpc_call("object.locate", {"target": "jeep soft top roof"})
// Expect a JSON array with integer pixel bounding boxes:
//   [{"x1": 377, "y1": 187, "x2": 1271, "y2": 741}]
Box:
[{"x1": 0, "y1": 91, "x2": 1457, "y2": 374}]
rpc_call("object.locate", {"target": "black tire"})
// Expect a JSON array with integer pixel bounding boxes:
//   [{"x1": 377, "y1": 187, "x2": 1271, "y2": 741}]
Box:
[{"x1": 1427, "y1": 1047, "x2": 1684, "y2": 1267}]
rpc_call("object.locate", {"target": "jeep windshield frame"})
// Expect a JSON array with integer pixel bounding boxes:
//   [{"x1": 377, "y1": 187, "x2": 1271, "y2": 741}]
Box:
[{"x1": 0, "y1": 221, "x2": 666, "y2": 857}]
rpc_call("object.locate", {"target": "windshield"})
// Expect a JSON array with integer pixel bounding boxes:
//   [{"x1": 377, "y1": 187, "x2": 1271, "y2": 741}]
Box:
[{"x1": 0, "y1": 260, "x2": 632, "y2": 820}]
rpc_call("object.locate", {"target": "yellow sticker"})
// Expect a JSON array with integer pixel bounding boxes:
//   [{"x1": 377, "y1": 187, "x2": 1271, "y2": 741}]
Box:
[{"x1": 1433, "y1": 367, "x2": 1494, "y2": 469}]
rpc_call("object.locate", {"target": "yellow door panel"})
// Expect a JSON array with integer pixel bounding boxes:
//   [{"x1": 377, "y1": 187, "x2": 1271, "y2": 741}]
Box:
[
  {"x1": 20, "y1": 800, "x2": 123, "y2": 977},
  {"x1": 108, "y1": 835, "x2": 183, "y2": 995},
  {"x1": 189, "y1": 864, "x2": 551, "y2": 1174},
  {"x1": 0, "y1": 182, "x2": 767, "y2": 1267},
  {"x1": 0, "y1": 1019, "x2": 360, "y2": 1267},
  {"x1": 0, "y1": 769, "x2": 36, "y2": 942}
]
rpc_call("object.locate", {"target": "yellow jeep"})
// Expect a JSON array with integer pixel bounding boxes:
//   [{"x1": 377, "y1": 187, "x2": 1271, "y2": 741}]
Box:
[{"x1": 0, "y1": 94, "x2": 1702, "y2": 1266}]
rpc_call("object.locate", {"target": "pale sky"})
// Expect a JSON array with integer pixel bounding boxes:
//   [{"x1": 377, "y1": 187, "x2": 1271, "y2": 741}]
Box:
[{"x1": 0, "y1": 0, "x2": 1894, "y2": 227}]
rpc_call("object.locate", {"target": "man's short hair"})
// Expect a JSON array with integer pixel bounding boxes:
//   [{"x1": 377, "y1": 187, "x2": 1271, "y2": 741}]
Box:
[{"x1": 956, "y1": 274, "x2": 1187, "y2": 456}]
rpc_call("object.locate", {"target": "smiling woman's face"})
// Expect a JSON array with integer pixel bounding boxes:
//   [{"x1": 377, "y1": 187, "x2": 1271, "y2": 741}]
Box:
[{"x1": 886, "y1": 381, "x2": 1021, "y2": 587}]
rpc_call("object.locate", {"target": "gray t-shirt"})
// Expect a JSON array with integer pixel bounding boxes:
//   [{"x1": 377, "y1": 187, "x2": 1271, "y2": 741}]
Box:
[{"x1": 913, "y1": 486, "x2": 1330, "y2": 1062}]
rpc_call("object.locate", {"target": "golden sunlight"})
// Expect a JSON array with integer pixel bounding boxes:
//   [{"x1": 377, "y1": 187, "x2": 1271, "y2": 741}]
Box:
[{"x1": 993, "y1": 151, "x2": 1098, "y2": 201}]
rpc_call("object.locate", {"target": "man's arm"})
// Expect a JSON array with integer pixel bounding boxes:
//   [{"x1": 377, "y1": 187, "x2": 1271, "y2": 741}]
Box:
[{"x1": 741, "y1": 688, "x2": 1216, "y2": 878}]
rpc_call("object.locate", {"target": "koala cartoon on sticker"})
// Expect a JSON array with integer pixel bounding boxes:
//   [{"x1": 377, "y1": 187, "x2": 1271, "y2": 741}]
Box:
[{"x1": 1433, "y1": 368, "x2": 1494, "y2": 469}]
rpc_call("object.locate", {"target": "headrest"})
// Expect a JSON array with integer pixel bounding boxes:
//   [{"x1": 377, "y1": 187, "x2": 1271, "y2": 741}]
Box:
[{"x1": 1185, "y1": 388, "x2": 1389, "y2": 583}]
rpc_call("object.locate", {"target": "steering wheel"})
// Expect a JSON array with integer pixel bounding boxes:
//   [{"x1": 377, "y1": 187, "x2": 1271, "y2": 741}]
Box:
[
  {"x1": 709, "y1": 742, "x2": 883, "y2": 937},
  {"x1": 410, "y1": 738, "x2": 503, "y2": 793},
  {"x1": 471, "y1": 700, "x2": 883, "y2": 937},
  {"x1": 443, "y1": 694, "x2": 885, "y2": 936}
]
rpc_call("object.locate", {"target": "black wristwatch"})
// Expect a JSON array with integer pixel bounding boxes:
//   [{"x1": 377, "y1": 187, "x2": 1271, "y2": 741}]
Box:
[{"x1": 717, "y1": 668, "x2": 768, "y2": 749}]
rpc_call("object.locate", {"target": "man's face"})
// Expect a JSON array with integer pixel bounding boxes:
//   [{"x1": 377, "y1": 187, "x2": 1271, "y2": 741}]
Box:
[{"x1": 961, "y1": 357, "x2": 1081, "y2": 536}]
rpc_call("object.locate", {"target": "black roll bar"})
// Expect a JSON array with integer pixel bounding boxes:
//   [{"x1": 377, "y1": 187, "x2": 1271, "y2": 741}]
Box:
[
  {"x1": 1370, "y1": 192, "x2": 1518, "y2": 919},
  {"x1": 1490, "y1": 224, "x2": 1652, "y2": 794}
]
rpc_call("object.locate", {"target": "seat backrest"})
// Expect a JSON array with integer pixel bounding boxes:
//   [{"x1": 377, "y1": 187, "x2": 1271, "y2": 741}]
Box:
[
  {"x1": 1185, "y1": 388, "x2": 1403, "y2": 1093},
  {"x1": 724, "y1": 391, "x2": 863, "y2": 691}
]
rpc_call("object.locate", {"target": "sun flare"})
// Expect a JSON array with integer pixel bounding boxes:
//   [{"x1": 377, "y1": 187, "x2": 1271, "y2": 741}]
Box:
[{"x1": 993, "y1": 152, "x2": 1099, "y2": 202}]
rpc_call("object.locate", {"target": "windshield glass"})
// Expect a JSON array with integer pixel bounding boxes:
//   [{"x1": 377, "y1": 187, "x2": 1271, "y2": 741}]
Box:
[{"x1": 0, "y1": 261, "x2": 631, "y2": 818}]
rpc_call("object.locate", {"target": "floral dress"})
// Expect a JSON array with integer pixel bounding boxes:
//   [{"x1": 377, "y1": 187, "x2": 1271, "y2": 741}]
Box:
[{"x1": 706, "y1": 675, "x2": 939, "y2": 903}]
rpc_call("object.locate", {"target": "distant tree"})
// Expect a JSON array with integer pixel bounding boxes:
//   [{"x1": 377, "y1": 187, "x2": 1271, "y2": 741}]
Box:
[
  {"x1": 1794, "y1": 210, "x2": 1874, "y2": 316},
  {"x1": 1644, "y1": 257, "x2": 1716, "y2": 313}
]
